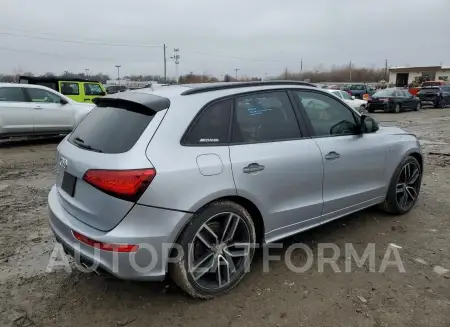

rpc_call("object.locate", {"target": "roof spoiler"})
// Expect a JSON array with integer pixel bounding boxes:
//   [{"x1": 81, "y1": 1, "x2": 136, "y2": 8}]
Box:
[{"x1": 92, "y1": 91, "x2": 170, "y2": 112}]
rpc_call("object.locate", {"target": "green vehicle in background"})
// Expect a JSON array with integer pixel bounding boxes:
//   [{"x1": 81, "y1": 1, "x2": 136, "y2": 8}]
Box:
[{"x1": 19, "y1": 76, "x2": 106, "y2": 103}]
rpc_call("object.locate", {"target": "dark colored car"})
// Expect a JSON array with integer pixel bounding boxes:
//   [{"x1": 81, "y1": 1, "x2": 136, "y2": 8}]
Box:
[
  {"x1": 367, "y1": 88, "x2": 421, "y2": 113},
  {"x1": 346, "y1": 84, "x2": 376, "y2": 99},
  {"x1": 105, "y1": 85, "x2": 128, "y2": 94},
  {"x1": 416, "y1": 85, "x2": 450, "y2": 108}
]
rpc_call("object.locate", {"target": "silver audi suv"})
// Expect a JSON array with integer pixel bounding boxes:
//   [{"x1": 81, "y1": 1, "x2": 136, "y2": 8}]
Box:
[{"x1": 48, "y1": 81, "x2": 422, "y2": 298}]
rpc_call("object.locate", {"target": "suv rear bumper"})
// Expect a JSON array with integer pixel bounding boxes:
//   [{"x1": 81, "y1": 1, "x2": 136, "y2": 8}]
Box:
[{"x1": 48, "y1": 185, "x2": 192, "y2": 281}]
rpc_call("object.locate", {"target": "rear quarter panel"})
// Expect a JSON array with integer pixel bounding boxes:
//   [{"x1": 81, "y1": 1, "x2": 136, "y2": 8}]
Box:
[
  {"x1": 142, "y1": 95, "x2": 237, "y2": 212},
  {"x1": 382, "y1": 134, "x2": 422, "y2": 190}
]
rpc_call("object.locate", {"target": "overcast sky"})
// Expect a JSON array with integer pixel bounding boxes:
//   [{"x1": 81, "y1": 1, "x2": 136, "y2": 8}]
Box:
[{"x1": 1, "y1": 0, "x2": 449, "y2": 78}]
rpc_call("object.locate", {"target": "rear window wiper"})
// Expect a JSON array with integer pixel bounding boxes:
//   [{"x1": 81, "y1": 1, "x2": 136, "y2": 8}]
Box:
[{"x1": 73, "y1": 137, "x2": 103, "y2": 153}]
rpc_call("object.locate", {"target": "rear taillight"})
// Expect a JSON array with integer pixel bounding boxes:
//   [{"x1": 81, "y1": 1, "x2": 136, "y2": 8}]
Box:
[
  {"x1": 83, "y1": 168, "x2": 156, "y2": 202},
  {"x1": 72, "y1": 231, "x2": 139, "y2": 252}
]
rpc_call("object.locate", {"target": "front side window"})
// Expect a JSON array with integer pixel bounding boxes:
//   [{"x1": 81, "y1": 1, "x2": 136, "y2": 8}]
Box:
[
  {"x1": 295, "y1": 91, "x2": 358, "y2": 137},
  {"x1": 331, "y1": 90, "x2": 342, "y2": 99},
  {"x1": 340, "y1": 91, "x2": 353, "y2": 100},
  {"x1": 84, "y1": 83, "x2": 104, "y2": 96},
  {"x1": 0, "y1": 87, "x2": 25, "y2": 102},
  {"x1": 60, "y1": 82, "x2": 80, "y2": 95},
  {"x1": 232, "y1": 91, "x2": 301, "y2": 144},
  {"x1": 183, "y1": 99, "x2": 232, "y2": 145},
  {"x1": 27, "y1": 88, "x2": 62, "y2": 103}
]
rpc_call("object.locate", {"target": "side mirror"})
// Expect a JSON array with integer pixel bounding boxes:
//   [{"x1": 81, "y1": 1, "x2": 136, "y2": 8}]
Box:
[
  {"x1": 60, "y1": 98, "x2": 68, "y2": 105},
  {"x1": 360, "y1": 114, "x2": 379, "y2": 133},
  {"x1": 351, "y1": 96, "x2": 356, "y2": 100},
  {"x1": 99, "y1": 91, "x2": 106, "y2": 96}
]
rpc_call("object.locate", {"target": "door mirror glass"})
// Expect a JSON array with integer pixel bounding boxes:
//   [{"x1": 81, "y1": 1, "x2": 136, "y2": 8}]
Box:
[{"x1": 360, "y1": 115, "x2": 379, "y2": 133}]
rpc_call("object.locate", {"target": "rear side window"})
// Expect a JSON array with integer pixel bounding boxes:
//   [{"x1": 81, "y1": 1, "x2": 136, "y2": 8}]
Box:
[
  {"x1": 61, "y1": 82, "x2": 80, "y2": 95},
  {"x1": 183, "y1": 99, "x2": 232, "y2": 145},
  {"x1": 69, "y1": 105, "x2": 154, "y2": 154},
  {"x1": 0, "y1": 87, "x2": 25, "y2": 102},
  {"x1": 232, "y1": 91, "x2": 301, "y2": 143}
]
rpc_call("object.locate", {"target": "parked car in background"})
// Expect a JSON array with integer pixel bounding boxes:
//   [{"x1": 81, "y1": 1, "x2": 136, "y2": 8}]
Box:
[
  {"x1": 106, "y1": 85, "x2": 128, "y2": 94},
  {"x1": 48, "y1": 81, "x2": 422, "y2": 299},
  {"x1": 0, "y1": 83, "x2": 94, "y2": 138},
  {"x1": 367, "y1": 88, "x2": 421, "y2": 113},
  {"x1": 19, "y1": 76, "x2": 106, "y2": 103},
  {"x1": 346, "y1": 84, "x2": 376, "y2": 99},
  {"x1": 328, "y1": 89, "x2": 367, "y2": 112},
  {"x1": 416, "y1": 85, "x2": 450, "y2": 108}
]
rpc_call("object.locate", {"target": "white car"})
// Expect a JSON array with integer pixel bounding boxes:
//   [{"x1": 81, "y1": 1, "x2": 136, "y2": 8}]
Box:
[
  {"x1": 0, "y1": 83, "x2": 95, "y2": 139},
  {"x1": 328, "y1": 89, "x2": 367, "y2": 112}
]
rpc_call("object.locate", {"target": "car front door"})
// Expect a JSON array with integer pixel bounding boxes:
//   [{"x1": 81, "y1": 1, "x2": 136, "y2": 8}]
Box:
[
  {"x1": 59, "y1": 81, "x2": 82, "y2": 102},
  {"x1": 0, "y1": 87, "x2": 33, "y2": 136},
  {"x1": 25, "y1": 87, "x2": 74, "y2": 133},
  {"x1": 229, "y1": 91, "x2": 324, "y2": 242},
  {"x1": 83, "y1": 83, "x2": 105, "y2": 103},
  {"x1": 292, "y1": 90, "x2": 386, "y2": 219}
]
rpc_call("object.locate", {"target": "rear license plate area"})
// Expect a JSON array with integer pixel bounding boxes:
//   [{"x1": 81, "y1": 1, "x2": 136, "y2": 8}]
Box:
[{"x1": 61, "y1": 172, "x2": 77, "y2": 197}]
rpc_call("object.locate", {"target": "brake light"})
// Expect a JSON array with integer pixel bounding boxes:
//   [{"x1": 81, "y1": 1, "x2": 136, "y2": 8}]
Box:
[
  {"x1": 83, "y1": 168, "x2": 156, "y2": 201},
  {"x1": 72, "y1": 231, "x2": 139, "y2": 252}
]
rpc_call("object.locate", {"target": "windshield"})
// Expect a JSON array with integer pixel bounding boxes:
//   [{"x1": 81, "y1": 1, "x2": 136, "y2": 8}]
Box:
[
  {"x1": 422, "y1": 82, "x2": 442, "y2": 87},
  {"x1": 373, "y1": 89, "x2": 395, "y2": 97},
  {"x1": 349, "y1": 84, "x2": 366, "y2": 90}
]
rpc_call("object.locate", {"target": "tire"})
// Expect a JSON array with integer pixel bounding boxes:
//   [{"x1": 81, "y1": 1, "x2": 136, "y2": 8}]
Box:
[
  {"x1": 414, "y1": 102, "x2": 421, "y2": 111},
  {"x1": 381, "y1": 156, "x2": 422, "y2": 215},
  {"x1": 170, "y1": 200, "x2": 256, "y2": 299},
  {"x1": 434, "y1": 98, "x2": 444, "y2": 108},
  {"x1": 393, "y1": 103, "x2": 401, "y2": 113},
  {"x1": 368, "y1": 108, "x2": 375, "y2": 113}
]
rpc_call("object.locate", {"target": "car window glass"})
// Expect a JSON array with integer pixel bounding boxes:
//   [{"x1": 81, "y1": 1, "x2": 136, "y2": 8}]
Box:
[
  {"x1": 0, "y1": 87, "x2": 25, "y2": 102},
  {"x1": 183, "y1": 99, "x2": 232, "y2": 145},
  {"x1": 27, "y1": 88, "x2": 62, "y2": 103},
  {"x1": 331, "y1": 91, "x2": 342, "y2": 98},
  {"x1": 340, "y1": 91, "x2": 352, "y2": 100},
  {"x1": 232, "y1": 91, "x2": 301, "y2": 144},
  {"x1": 84, "y1": 83, "x2": 104, "y2": 96},
  {"x1": 295, "y1": 91, "x2": 357, "y2": 137},
  {"x1": 60, "y1": 82, "x2": 80, "y2": 95}
]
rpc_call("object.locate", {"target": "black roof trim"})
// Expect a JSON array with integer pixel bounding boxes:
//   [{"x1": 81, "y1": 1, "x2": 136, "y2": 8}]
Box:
[
  {"x1": 19, "y1": 75, "x2": 101, "y2": 83},
  {"x1": 180, "y1": 80, "x2": 317, "y2": 96},
  {"x1": 92, "y1": 91, "x2": 170, "y2": 112}
]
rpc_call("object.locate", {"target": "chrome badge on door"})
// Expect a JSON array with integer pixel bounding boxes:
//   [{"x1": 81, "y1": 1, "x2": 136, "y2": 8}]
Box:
[{"x1": 59, "y1": 157, "x2": 68, "y2": 170}]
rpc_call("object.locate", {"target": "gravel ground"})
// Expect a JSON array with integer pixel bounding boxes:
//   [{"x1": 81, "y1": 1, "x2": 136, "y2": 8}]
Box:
[{"x1": 1, "y1": 109, "x2": 449, "y2": 327}]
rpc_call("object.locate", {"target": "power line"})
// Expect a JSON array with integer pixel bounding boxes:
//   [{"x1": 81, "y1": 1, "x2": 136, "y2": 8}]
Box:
[
  {"x1": 0, "y1": 27, "x2": 289, "y2": 64},
  {"x1": 0, "y1": 46, "x2": 160, "y2": 63},
  {"x1": 0, "y1": 31, "x2": 161, "y2": 48}
]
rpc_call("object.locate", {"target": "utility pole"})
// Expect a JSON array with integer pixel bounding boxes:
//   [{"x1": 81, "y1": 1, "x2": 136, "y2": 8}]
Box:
[
  {"x1": 300, "y1": 58, "x2": 303, "y2": 74},
  {"x1": 385, "y1": 59, "x2": 388, "y2": 81},
  {"x1": 284, "y1": 67, "x2": 288, "y2": 79},
  {"x1": 115, "y1": 65, "x2": 121, "y2": 85},
  {"x1": 170, "y1": 48, "x2": 180, "y2": 83},
  {"x1": 163, "y1": 44, "x2": 167, "y2": 83},
  {"x1": 85, "y1": 68, "x2": 89, "y2": 77},
  {"x1": 349, "y1": 61, "x2": 352, "y2": 82},
  {"x1": 234, "y1": 68, "x2": 240, "y2": 80}
]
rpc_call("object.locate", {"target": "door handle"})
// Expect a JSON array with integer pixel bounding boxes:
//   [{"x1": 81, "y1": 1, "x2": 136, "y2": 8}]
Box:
[
  {"x1": 243, "y1": 163, "x2": 265, "y2": 173},
  {"x1": 33, "y1": 105, "x2": 42, "y2": 109},
  {"x1": 325, "y1": 151, "x2": 340, "y2": 160}
]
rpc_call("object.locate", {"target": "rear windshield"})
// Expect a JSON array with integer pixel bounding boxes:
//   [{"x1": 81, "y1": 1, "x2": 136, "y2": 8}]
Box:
[
  {"x1": 373, "y1": 89, "x2": 395, "y2": 97},
  {"x1": 421, "y1": 82, "x2": 442, "y2": 87},
  {"x1": 349, "y1": 85, "x2": 365, "y2": 90},
  {"x1": 68, "y1": 106, "x2": 154, "y2": 154}
]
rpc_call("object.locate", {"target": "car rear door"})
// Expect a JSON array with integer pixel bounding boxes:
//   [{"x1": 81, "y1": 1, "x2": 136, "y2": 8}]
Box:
[
  {"x1": 0, "y1": 86, "x2": 33, "y2": 135},
  {"x1": 229, "y1": 90, "x2": 324, "y2": 242},
  {"x1": 25, "y1": 87, "x2": 74, "y2": 133},
  {"x1": 292, "y1": 90, "x2": 386, "y2": 219},
  {"x1": 59, "y1": 81, "x2": 83, "y2": 102}
]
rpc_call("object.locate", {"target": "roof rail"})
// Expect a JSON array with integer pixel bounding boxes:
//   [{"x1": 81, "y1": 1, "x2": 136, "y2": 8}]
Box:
[{"x1": 180, "y1": 80, "x2": 317, "y2": 95}]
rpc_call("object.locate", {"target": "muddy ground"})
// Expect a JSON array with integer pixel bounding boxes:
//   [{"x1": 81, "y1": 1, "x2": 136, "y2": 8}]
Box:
[{"x1": 1, "y1": 108, "x2": 449, "y2": 327}]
